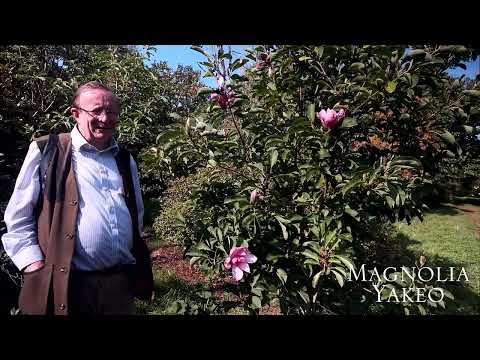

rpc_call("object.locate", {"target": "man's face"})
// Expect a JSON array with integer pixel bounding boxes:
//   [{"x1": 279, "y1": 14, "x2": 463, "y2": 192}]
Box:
[{"x1": 70, "y1": 89, "x2": 120, "y2": 150}]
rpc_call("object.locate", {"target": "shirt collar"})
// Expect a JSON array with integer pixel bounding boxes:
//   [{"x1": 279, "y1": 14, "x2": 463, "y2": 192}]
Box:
[{"x1": 71, "y1": 125, "x2": 119, "y2": 156}]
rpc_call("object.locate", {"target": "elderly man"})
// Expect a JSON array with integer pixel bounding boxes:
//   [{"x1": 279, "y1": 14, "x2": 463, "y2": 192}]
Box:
[{"x1": 1, "y1": 81, "x2": 153, "y2": 315}]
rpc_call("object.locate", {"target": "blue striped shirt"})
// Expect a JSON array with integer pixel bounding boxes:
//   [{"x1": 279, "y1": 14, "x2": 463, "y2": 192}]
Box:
[{"x1": 1, "y1": 126, "x2": 144, "y2": 271}]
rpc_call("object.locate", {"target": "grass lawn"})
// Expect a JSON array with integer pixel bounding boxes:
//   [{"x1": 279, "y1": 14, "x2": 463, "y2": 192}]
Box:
[
  {"x1": 393, "y1": 204, "x2": 480, "y2": 314},
  {"x1": 135, "y1": 266, "x2": 250, "y2": 315},
  {"x1": 135, "y1": 267, "x2": 203, "y2": 315}
]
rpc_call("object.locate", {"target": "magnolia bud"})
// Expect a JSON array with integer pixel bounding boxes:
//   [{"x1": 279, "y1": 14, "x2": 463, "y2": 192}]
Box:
[
  {"x1": 250, "y1": 190, "x2": 259, "y2": 205},
  {"x1": 258, "y1": 53, "x2": 268, "y2": 62},
  {"x1": 419, "y1": 255, "x2": 427, "y2": 267}
]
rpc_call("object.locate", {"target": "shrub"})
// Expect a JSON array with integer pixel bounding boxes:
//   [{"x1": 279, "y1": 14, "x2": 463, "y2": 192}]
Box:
[{"x1": 159, "y1": 45, "x2": 477, "y2": 314}]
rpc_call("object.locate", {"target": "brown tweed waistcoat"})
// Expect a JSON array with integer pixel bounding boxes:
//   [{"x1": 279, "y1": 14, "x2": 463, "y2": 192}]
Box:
[{"x1": 19, "y1": 133, "x2": 153, "y2": 315}]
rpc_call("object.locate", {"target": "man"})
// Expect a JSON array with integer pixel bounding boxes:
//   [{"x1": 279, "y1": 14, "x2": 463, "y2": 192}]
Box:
[{"x1": 1, "y1": 81, "x2": 153, "y2": 315}]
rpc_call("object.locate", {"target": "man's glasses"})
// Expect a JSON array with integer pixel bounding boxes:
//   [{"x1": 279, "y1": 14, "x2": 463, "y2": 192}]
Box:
[{"x1": 75, "y1": 106, "x2": 120, "y2": 118}]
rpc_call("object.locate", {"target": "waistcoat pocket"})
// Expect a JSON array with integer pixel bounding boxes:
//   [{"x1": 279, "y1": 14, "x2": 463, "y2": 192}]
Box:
[{"x1": 18, "y1": 264, "x2": 53, "y2": 315}]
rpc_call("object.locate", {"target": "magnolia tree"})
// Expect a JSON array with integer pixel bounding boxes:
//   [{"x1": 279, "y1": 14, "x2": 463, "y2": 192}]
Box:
[{"x1": 157, "y1": 45, "x2": 479, "y2": 314}]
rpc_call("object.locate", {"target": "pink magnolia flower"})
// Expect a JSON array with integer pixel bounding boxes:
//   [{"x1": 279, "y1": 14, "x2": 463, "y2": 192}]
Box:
[
  {"x1": 250, "y1": 189, "x2": 259, "y2": 205},
  {"x1": 210, "y1": 89, "x2": 235, "y2": 109},
  {"x1": 256, "y1": 53, "x2": 271, "y2": 70},
  {"x1": 316, "y1": 108, "x2": 346, "y2": 129},
  {"x1": 224, "y1": 246, "x2": 257, "y2": 281}
]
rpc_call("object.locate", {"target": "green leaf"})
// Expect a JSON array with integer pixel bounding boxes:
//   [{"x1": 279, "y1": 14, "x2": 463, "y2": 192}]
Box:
[
  {"x1": 335, "y1": 255, "x2": 355, "y2": 271},
  {"x1": 312, "y1": 272, "x2": 322, "y2": 288},
  {"x1": 314, "y1": 46, "x2": 324, "y2": 58},
  {"x1": 297, "y1": 290, "x2": 309, "y2": 304},
  {"x1": 438, "y1": 131, "x2": 456, "y2": 145},
  {"x1": 390, "y1": 156, "x2": 422, "y2": 168},
  {"x1": 216, "y1": 228, "x2": 223, "y2": 243},
  {"x1": 438, "y1": 300, "x2": 446, "y2": 309},
  {"x1": 251, "y1": 287, "x2": 263, "y2": 297},
  {"x1": 302, "y1": 249, "x2": 320, "y2": 261},
  {"x1": 349, "y1": 62, "x2": 365, "y2": 72},
  {"x1": 190, "y1": 46, "x2": 210, "y2": 59},
  {"x1": 443, "y1": 289, "x2": 454, "y2": 300},
  {"x1": 409, "y1": 49, "x2": 426, "y2": 58},
  {"x1": 189, "y1": 257, "x2": 201, "y2": 266},
  {"x1": 219, "y1": 52, "x2": 232, "y2": 61},
  {"x1": 340, "y1": 117, "x2": 357, "y2": 128},
  {"x1": 156, "y1": 129, "x2": 180, "y2": 144},
  {"x1": 276, "y1": 268, "x2": 288, "y2": 285},
  {"x1": 444, "y1": 149, "x2": 456, "y2": 158},
  {"x1": 242, "y1": 213, "x2": 256, "y2": 227},
  {"x1": 196, "y1": 242, "x2": 210, "y2": 252},
  {"x1": 410, "y1": 74, "x2": 419, "y2": 87},
  {"x1": 186, "y1": 250, "x2": 207, "y2": 258},
  {"x1": 276, "y1": 218, "x2": 289, "y2": 240},
  {"x1": 331, "y1": 269, "x2": 345, "y2": 288},
  {"x1": 197, "y1": 87, "x2": 214, "y2": 96},
  {"x1": 386, "y1": 196, "x2": 395, "y2": 209},
  {"x1": 274, "y1": 214, "x2": 291, "y2": 224},
  {"x1": 288, "y1": 215, "x2": 304, "y2": 223},
  {"x1": 267, "y1": 82, "x2": 277, "y2": 91},
  {"x1": 224, "y1": 196, "x2": 249, "y2": 205},
  {"x1": 266, "y1": 253, "x2": 283, "y2": 262},
  {"x1": 167, "y1": 112, "x2": 182, "y2": 121},
  {"x1": 463, "y1": 90, "x2": 480, "y2": 98},
  {"x1": 319, "y1": 148, "x2": 330, "y2": 159},
  {"x1": 270, "y1": 149, "x2": 279, "y2": 170},
  {"x1": 230, "y1": 58, "x2": 249, "y2": 72},
  {"x1": 304, "y1": 258, "x2": 320, "y2": 266},
  {"x1": 418, "y1": 304, "x2": 427, "y2": 315},
  {"x1": 251, "y1": 274, "x2": 260, "y2": 288},
  {"x1": 344, "y1": 206, "x2": 359, "y2": 220},
  {"x1": 385, "y1": 81, "x2": 397, "y2": 93},
  {"x1": 307, "y1": 103, "x2": 316, "y2": 122},
  {"x1": 341, "y1": 177, "x2": 363, "y2": 196},
  {"x1": 463, "y1": 125, "x2": 474, "y2": 134},
  {"x1": 251, "y1": 296, "x2": 262, "y2": 309}
]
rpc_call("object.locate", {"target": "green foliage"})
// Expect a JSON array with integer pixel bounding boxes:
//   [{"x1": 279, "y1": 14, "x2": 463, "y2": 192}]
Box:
[
  {"x1": 0, "y1": 45, "x2": 205, "y2": 201},
  {"x1": 158, "y1": 45, "x2": 478, "y2": 314},
  {"x1": 152, "y1": 171, "x2": 202, "y2": 246}
]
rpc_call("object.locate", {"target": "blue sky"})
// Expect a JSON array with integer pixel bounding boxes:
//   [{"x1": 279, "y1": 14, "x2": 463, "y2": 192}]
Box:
[
  {"x1": 144, "y1": 45, "x2": 478, "y2": 86},
  {"x1": 146, "y1": 45, "x2": 253, "y2": 87}
]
